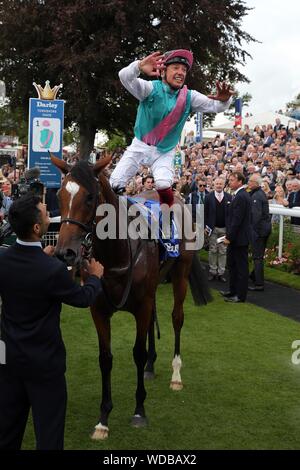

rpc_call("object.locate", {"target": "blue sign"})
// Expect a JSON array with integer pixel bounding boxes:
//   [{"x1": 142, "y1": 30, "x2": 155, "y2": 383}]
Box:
[
  {"x1": 235, "y1": 98, "x2": 242, "y2": 127},
  {"x1": 195, "y1": 112, "x2": 203, "y2": 142},
  {"x1": 28, "y1": 98, "x2": 64, "y2": 188}
]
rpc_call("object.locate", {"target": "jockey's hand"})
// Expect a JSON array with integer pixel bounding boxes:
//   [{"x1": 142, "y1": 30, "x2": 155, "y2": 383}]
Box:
[
  {"x1": 86, "y1": 257, "x2": 104, "y2": 279},
  {"x1": 208, "y1": 81, "x2": 236, "y2": 102},
  {"x1": 138, "y1": 52, "x2": 165, "y2": 77},
  {"x1": 43, "y1": 245, "x2": 55, "y2": 256},
  {"x1": 223, "y1": 237, "x2": 231, "y2": 245}
]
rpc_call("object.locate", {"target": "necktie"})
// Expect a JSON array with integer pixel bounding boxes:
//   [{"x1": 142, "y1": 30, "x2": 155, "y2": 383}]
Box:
[
  {"x1": 293, "y1": 192, "x2": 297, "y2": 204},
  {"x1": 200, "y1": 193, "x2": 204, "y2": 204},
  {"x1": 216, "y1": 193, "x2": 222, "y2": 203}
]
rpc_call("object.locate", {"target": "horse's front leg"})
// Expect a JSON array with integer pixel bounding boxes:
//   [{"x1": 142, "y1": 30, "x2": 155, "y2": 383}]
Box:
[
  {"x1": 144, "y1": 302, "x2": 158, "y2": 380},
  {"x1": 170, "y1": 261, "x2": 188, "y2": 391},
  {"x1": 90, "y1": 308, "x2": 113, "y2": 440},
  {"x1": 132, "y1": 301, "x2": 153, "y2": 427}
]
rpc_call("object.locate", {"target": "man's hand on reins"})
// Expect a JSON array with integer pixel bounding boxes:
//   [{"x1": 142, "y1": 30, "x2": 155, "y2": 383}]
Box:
[
  {"x1": 43, "y1": 245, "x2": 55, "y2": 256},
  {"x1": 83, "y1": 257, "x2": 104, "y2": 279}
]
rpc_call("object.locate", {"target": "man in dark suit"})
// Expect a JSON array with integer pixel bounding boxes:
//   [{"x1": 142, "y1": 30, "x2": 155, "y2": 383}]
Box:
[
  {"x1": 0, "y1": 193, "x2": 104, "y2": 450},
  {"x1": 221, "y1": 172, "x2": 251, "y2": 303},
  {"x1": 248, "y1": 174, "x2": 272, "y2": 291},
  {"x1": 288, "y1": 179, "x2": 300, "y2": 225},
  {"x1": 204, "y1": 177, "x2": 232, "y2": 282},
  {"x1": 185, "y1": 178, "x2": 209, "y2": 225}
]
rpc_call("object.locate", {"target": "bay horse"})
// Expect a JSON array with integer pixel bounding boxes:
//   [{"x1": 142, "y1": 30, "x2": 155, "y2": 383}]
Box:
[{"x1": 50, "y1": 154, "x2": 210, "y2": 440}]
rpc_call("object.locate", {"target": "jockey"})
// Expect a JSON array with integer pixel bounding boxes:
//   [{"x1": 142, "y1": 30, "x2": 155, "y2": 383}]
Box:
[{"x1": 110, "y1": 49, "x2": 234, "y2": 206}]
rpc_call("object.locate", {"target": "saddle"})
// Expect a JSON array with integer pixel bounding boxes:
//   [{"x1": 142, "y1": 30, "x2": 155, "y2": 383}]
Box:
[{"x1": 126, "y1": 196, "x2": 180, "y2": 261}]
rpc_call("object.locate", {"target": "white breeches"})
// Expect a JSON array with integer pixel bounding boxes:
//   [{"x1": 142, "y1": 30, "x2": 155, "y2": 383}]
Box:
[{"x1": 110, "y1": 137, "x2": 175, "y2": 190}]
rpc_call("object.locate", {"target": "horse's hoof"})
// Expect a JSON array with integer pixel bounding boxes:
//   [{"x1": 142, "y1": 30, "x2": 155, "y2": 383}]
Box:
[
  {"x1": 144, "y1": 370, "x2": 155, "y2": 380},
  {"x1": 91, "y1": 423, "x2": 109, "y2": 440},
  {"x1": 131, "y1": 414, "x2": 148, "y2": 428},
  {"x1": 170, "y1": 381, "x2": 183, "y2": 391}
]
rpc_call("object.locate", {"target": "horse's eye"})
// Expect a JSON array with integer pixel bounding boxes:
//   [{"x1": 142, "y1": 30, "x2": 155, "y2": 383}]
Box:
[{"x1": 86, "y1": 194, "x2": 94, "y2": 205}]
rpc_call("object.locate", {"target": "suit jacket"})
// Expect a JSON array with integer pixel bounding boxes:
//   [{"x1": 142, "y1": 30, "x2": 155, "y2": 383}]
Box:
[
  {"x1": 288, "y1": 190, "x2": 300, "y2": 224},
  {"x1": 226, "y1": 188, "x2": 251, "y2": 246},
  {"x1": 0, "y1": 243, "x2": 102, "y2": 379},
  {"x1": 185, "y1": 190, "x2": 209, "y2": 222},
  {"x1": 204, "y1": 191, "x2": 232, "y2": 231},
  {"x1": 263, "y1": 136, "x2": 274, "y2": 147},
  {"x1": 249, "y1": 187, "x2": 272, "y2": 239}
]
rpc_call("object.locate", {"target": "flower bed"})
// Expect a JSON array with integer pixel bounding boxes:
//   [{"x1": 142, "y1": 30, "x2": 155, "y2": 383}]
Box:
[{"x1": 265, "y1": 224, "x2": 300, "y2": 274}]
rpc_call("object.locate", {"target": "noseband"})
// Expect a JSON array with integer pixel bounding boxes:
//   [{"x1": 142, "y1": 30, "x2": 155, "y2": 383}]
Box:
[{"x1": 60, "y1": 217, "x2": 92, "y2": 233}]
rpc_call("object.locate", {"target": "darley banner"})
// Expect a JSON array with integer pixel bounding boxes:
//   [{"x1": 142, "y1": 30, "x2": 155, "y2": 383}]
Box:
[{"x1": 28, "y1": 94, "x2": 64, "y2": 188}]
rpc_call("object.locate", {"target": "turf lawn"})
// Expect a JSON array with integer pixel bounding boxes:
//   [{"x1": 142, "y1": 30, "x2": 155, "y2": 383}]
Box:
[{"x1": 22, "y1": 285, "x2": 300, "y2": 450}]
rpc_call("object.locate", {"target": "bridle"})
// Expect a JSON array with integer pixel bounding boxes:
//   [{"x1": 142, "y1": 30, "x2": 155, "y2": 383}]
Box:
[
  {"x1": 59, "y1": 176, "x2": 141, "y2": 311},
  {"x1": 60, "y1": 174, "x2": 99, "y2": 235},
  {"x1": 60, "y1": 217, "x2": 93, "y2": 233}
]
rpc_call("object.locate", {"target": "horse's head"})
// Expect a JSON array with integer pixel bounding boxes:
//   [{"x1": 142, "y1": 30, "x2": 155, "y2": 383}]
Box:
[{"x1": 51, "y1": 154, "x2": 111, "y2": 267}]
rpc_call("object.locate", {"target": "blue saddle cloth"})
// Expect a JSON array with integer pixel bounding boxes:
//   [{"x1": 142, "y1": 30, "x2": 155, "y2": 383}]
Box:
[{"x1": 127, "y1": 197, "x2": 180, "y2": 261}]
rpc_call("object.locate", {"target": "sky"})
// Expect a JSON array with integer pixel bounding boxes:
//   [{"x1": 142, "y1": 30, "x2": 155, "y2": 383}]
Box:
[{"x1": 236, "y1": 0, "x2": 300, "y2": 115}]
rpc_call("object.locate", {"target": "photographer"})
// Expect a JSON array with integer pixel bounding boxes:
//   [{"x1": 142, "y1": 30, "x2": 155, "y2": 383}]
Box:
[
  {"x1": 11, "y1": 167, "x2": 44, "y2": 201},
  {"x1": 0, "y1": 192, "x2": 104, "y2": 450}
]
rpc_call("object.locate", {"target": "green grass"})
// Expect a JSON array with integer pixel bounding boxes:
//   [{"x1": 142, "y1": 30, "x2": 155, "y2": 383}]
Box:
[
  {"x1": 200, "y1": 250, "x2": 300, "y2": 291},
  {"x1": 22, "y1": 285, "x2": 300, "y2": 450}
]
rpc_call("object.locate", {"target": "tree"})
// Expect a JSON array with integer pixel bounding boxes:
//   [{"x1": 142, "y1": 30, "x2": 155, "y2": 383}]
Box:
[
  {"x1": 0, "y1": 0, "x2": 255, "y2": 159},
  {"x1": 286, "y1": 93, "x2": 300, "y2": 120},
  {"x1": 0, "y1": 105, "x2": 28, "y2": 143},
  {"x1": 105, "y1": 132, "x2": 127, "y2": 152}
]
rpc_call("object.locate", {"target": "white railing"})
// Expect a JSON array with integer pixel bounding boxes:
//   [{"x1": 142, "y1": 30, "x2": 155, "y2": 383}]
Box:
[
  {"x1": 49, "y1": 209, "x2": 300, "y2": 259},
  {"x1": 268, "y1": 204, "x2": 300, "y2": 258}
]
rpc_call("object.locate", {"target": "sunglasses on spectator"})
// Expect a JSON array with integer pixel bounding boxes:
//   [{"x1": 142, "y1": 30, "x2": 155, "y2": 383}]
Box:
[{"x1": 199, "y1": 184, "x2": 206, "y2": 187}]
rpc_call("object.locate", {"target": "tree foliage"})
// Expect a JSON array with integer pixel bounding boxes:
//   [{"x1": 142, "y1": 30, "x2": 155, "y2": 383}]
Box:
[
  {"x1": 286, "y1": 93, "x2": 300, "y2": 112},
  {"x1": 0, "y1": 105, "x2": 28, "y2": 142},
  {"x1": 286, "y1": 93, "x2": 300, "y2": 120},
  {"x1": 0, "y1": 0, "x2": 255, "y2": 158}
]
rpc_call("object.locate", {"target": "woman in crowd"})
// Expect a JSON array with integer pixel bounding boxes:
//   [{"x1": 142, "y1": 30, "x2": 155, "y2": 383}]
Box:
[
  {"x1": 261, "y1": 179, "x2": 273, "y2": 200},
  {"x1": 270, "y1": 184, "x2": 289, "y2": 223}
]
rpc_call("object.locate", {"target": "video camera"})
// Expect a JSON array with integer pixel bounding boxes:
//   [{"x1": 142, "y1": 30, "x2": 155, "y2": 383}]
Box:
[
  {"x1": 0, "y1": 218, "x2": 13, "y2": 246},
  {"x1": 11, "y1": 167, "x2": 44, "y2": 200}
]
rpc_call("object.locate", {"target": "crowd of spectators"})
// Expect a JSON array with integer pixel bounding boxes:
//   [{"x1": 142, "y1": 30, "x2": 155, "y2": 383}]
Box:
[{"x1": 1, "y1": 119, "x2": 300, "y2": 231}]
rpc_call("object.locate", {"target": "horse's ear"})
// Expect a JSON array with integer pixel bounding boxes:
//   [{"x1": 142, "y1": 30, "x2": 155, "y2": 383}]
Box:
[
  {"x1": 93, "y1": 155, "x2": 112, "y2": 176},
  {"x1": 49, "y1": 152, "x2": 70, "y2": 175}
]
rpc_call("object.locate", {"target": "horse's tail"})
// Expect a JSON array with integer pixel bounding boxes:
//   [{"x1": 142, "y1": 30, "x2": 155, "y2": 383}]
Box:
[{"x1": 188, "y1": 253, "x2": 212, "y2": 305}]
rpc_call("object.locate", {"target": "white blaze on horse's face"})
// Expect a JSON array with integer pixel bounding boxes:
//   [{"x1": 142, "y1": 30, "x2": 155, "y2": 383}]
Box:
[{"x1": 65, "y1": 181, "x2": 80, "y2": 218}]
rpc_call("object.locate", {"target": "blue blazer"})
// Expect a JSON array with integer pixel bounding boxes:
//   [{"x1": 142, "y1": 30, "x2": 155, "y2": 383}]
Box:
[
  {"x1": 0, "y1": 243, "x2": 102, "y2": 379},
  {"x1": 226, "y1": 188, "x2": 251, "y2": 246}
]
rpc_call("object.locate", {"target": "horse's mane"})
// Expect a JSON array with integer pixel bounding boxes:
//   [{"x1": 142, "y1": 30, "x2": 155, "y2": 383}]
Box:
[{"x1": 70, "y1": 160, "x2": 98, "y2": 193}]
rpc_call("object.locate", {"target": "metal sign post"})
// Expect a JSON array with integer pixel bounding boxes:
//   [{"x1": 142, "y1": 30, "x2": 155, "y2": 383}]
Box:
[{"x1": 195, "y1": 112, "x2": 203, "y2": 142}]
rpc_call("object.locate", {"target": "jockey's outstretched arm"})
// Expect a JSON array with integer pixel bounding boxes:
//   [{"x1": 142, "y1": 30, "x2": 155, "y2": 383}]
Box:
[
  {"x1": 119, "y1": 61, "x2": 153, "y2": 101},
  {"x1": 190, "y1": 89, "x2": 232, "y2": 114}
]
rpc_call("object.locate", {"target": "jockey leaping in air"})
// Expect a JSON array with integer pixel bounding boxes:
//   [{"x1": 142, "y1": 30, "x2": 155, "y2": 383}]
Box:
[{"x1": 110, "y1": 49, "x2": 235, "y2": 207}]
